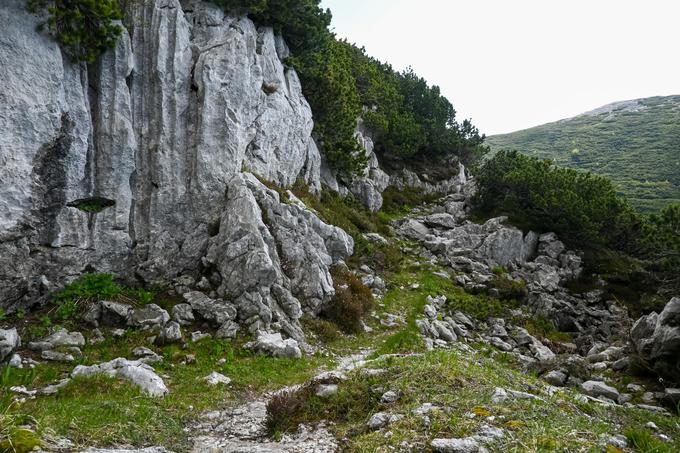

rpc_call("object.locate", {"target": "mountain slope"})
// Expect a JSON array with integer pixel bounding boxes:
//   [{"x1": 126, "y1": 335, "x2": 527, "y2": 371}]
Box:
[{"x1": 486, "y1": 95, "x2": 680, "y2": 212}]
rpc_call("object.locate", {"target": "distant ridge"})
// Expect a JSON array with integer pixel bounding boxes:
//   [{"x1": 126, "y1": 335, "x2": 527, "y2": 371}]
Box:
[{"x1": 486, "y1": 95, "x2": 680, "y2": 212}]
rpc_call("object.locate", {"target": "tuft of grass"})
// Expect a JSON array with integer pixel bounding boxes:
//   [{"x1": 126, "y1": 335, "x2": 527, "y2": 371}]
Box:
[
  {"x1": 625, "y1": 428, "x2": 675, "y2": 453},
  {"x1": 0, "y1": 413, "x2": 42, "y2": 453},
  {"x1": 301, "y1": 316, "x2": 341, "y2": 344}
]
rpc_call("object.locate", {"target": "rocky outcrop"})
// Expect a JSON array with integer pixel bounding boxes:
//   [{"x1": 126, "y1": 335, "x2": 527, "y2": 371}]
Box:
[
  {"x1": 0, "y1": 0, "x2": 350, "y2": 336},
  {"x1": 347, "y1": 121, "x2": 390, "y2": 212},
  {"x1": 0, "y1": 328, "x2": 20, "y2": 363},
  {"x1": 630, "y1": 297, "x2": 680, "y2": 379},
  {"x1": 396, "y1": 185, "x2": 629, "y2": 351}
]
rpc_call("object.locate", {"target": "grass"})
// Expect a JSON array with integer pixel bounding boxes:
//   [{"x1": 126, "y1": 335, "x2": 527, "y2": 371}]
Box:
[
  {"x1": 1, "y1": 332, "x2": 330, "y2": 450},
  {"x1": 486, "y1": 95, "x2": 680, "y2": 213},
  {"x1": 266, "y1": 349, "x2": 680, "y2": 452}
]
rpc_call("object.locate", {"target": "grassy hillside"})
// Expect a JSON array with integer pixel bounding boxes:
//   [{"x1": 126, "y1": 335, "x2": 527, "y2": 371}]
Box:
[{"x1": 486, "y1": 95, "x2": 680, "y2": 212}]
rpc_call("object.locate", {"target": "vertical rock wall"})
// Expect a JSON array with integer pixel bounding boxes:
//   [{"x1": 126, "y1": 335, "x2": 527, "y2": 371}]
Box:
[{"x1": 0, "y1": 0, "x2": 349, "y2": 336}]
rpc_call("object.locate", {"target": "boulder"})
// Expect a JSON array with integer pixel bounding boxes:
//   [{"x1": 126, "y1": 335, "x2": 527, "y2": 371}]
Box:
[
  {"x1": 171, "y1": 304, "x2": 195, "y2": 326},
  {"x1": 245, "y1": 331, "x2": 301, "y2": 359},
  {"x1": 72, "y1": 358, "x2": 168, "y2": 397},
  {"x1": 630, "y1": 297, "x2": 680, "y2": 379},
  {"x1": 581, "y1": 381, "x2": 620, "y2": 401},
  {"x1": 28, "y1": 328, "x2": 85, "y2": 352},
  {"x1": 127, "y1": 304, "x2": 170, "y2": 328},
  {"x1": 101, "y1": 301, "x2": 133, "y2": 327},
  {"x1": 183, "y1": 292, "x2": 237, "y2": 326},
  {"x1": 155, "y1": 322, "x2": 183, "y2": 345},
  {"x1": 544, "y1": 370, "x2": 568, "y2": 387},
  {"x1": 0, "y1": 328, "x2": 21, "y2": 362}
]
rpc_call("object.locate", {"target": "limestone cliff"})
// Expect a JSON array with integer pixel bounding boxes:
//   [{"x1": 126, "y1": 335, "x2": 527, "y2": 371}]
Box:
[{"x1": 0, "y1": 0, "x2": 350, "y2": 338}]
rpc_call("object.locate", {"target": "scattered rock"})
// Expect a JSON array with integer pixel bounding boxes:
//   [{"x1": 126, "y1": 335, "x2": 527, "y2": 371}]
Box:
[
  {"x1": 203, "y1": 372, "x2": 231, "y2": 386},
  {"x1": 544, "y1": 370, "x2": 568, "y2": 387},
  {"x1": 431, "y1": 437, "x2": 483, "y2": 453},
  {"x1": 247, "y1": 331, "x2": 302, "y2": 359},
  {"x1": 127, "y1": 304, "x2": 170, "y2": 328},
  {"x1": 381, "y1": 390, "x2": 400, "y2": 404},
  {"x1": 581, "y1": 381, "x2": 620, "y2": 401},
  {"x1": 156, "y1": 321, "x2": 182, "y2": 345},
  {"x1": 41, "y1": 350, "x2": 75, "y2": 362},
  {"x1": 28, "y1": 328, "x2": 84, "y2": 352},
  {"x1": 72, "y1": 358, "x2": 168, "y2": 397},
  {"x1": 100, "y1": 301, "x2": 132, "y2": 326},
  {"x1": 366, "y1": 412, "x2": 403, "y2": 430}
]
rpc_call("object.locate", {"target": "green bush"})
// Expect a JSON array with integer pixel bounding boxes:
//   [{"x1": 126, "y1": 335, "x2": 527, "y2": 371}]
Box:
[
  {"x1": 28, "y1": 0, "x2": 123, "y2": 63},
  {"x1": 54, "y1": 273, "x2": 122, "y2": 304},
  {"x1": 474, "y1": 150, "x2": 641, "y2": 250}
]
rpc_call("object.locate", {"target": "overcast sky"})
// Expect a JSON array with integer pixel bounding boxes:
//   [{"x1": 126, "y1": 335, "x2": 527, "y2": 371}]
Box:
[{"x1": 320, "y1": 0, "x2": 680, "y2": 135}]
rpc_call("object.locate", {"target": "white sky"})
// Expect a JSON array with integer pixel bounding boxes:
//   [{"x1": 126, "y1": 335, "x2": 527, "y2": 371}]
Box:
[{"x1": 320, "y1": 0, "x2": 680, "y2": 135}]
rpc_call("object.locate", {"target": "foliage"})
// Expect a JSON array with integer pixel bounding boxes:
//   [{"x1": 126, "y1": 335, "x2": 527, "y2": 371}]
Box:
[
  {"x1": 53, "y1": 273, "x2": 122, "y2": 304},
  {"x1": 486, "y1": 95, "x2": 680, "y2": 213},
  {"x1": 0, "y1": 411, "x2": 42, "y2": 453},
  {"x1": 28, "y1": 0, "x2": 123, "y2": 63},
  {"x1": 489, "y1": 274, "x2": 527, "y2": 301},
  {"x1": 321, "y1": 267, "x2": 373, "y2": 334},
  {"x1": 474, "y1": 150, "x2": 641, "y2": 250},
  {"x1": 300, "y1": 316, "x2": 340, "y2": 343}
]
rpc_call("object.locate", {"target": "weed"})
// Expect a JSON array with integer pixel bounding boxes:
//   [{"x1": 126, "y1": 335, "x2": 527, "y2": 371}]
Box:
[{"x1": 625, "y1": 428, "x2": 675, "y2": 453}]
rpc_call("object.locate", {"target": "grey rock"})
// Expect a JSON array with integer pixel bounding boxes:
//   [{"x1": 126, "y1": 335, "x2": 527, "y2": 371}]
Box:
[
  {"x1": 156, "y1": 322, "x2": 182, "y2": 345},
  {"x1": 398, "y1": 219, "x2": 431, "y2": 241},
  {"x1": 245, "y1": 331, "x2": 302, "y2": 359},
  {"x1": 488, "y1": 337, "x2": 514, "y2": 352},
  {"x1": 315, "y1": 384, "x2": 338, "y2": 398},
  {"x1": 544, "y1": 370, "x2": 568, "y2": 386},
  {"x1": 203, "y1": 372, "x2": 231, "y2": 386},
  {"x1": 216, "y1": 321, "x2": 240, "y2": 339},
  {"x1": 41, "y1": 350, "x2": 75, "y2": 362},
  {"x1": 424, "y1": 213, "x2": 458, "y2": 229},
  {"x1": 630, "y1": 297, "x2": 680, "y2": 379},
  {"x1": 190, "y1": 331, "x2": 211, "y2": 343},
  {"x1": 72, "y1": 358, "x2": 168, "y2": 397},
  {"x1": 183, "y1": 292, "x2": 237, "y2": 326},
  {"x1": 28, "y1": 328, "x2": 85, "y2": 352},
  {"x1": 381, "y1": 390, "x2": 400, "y2": 404},
  {"x1": 171, "y1": 304, "x2": 195, "y2": 326},
  {"x1": 0, "y1": 328, "x2": 20, "y2": 362},
  {"x1": 127, "y1": 304, "x2": 170, "y2": 328},
  {"x1": 101, "y1": 301, "x2": 132, "y2": 327},
  {"x1": 366, "y1": 412, "x2": 403, "y2": 430},
  {"x1": 431, "y1": 437, "x2": 483, "y2": 453},
  {"x1": 581, "y1": 381, "x2": 620, "y2": 401},
  {"x1": 8, "y1": 353, "x2": 22, "y2": 368}
]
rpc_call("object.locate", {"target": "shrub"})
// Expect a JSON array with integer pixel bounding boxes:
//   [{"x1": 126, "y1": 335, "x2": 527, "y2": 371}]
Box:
[
  {"x1": 28, "y1": 0, "x2": 123, "y2": 63},
  {"x1": 489, "y1": 274, "x2": 527, "y2": 301},
  {"x1": 300, "y1": 316, "x2": 340, "y2": 343},
  {"x1": 53, "y1": 273, "x2": 122, "y2": 304},
  {"x1": 474, "y1": 150, "x2": 641, "y2": 250},
  {"x1": 321, "y1": 267, "x2": 373, "y2": 334}
]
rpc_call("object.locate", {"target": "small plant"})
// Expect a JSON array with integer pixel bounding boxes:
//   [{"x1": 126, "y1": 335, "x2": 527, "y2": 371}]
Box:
[
  {"x1": 489, "y1": 274, "x2": 527, "y2": 301},
  {"x1": 15, "y1": 310, "x2": 25, "y2": 320},
  {"x1": 0, "y1": 413, "x2": 42, "y2": 453},
  {"x1": 54, "y1": 299, "x2": 78, "y2": 321},
  {"x1": 625, "y1": 428, "x2": 674, "y2": 453},
  {"x1": 0, "y1": 309, "x2": 6, "y2": 323},
  {"x1": 66, "y1": 197, "x2": 115, "y2": 213},
  {"x1": 300, "y1": 317, "x2": 340, "y2": 343},
  {"x1": 491, "y1": 265, "x2": 505, "y2": 275},
  {"x1": 321, "y1": 267, "x2": 374, "y2": 334},
  {"x1": 54, "y1": 273, "x2": 122, "y2": 304}
]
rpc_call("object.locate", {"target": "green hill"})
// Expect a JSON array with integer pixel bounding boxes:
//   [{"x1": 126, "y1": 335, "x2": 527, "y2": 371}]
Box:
[{"x1": 486, "y1": 95, "x2": 680, "y2": 212}]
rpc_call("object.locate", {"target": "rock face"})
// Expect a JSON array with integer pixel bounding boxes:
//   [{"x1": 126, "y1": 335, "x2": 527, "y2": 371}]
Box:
[
  {"x1": 0, "y1": 0, "x2": 351, "y2": 336},
  {"x1": 630, "y1": 297, "x2": 680, "y2": 379}
]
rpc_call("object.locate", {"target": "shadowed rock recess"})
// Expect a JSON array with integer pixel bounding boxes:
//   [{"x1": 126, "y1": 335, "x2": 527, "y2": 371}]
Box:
[{"x1": 0, "y1": 0, "x2": 351, "y2": 336}]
